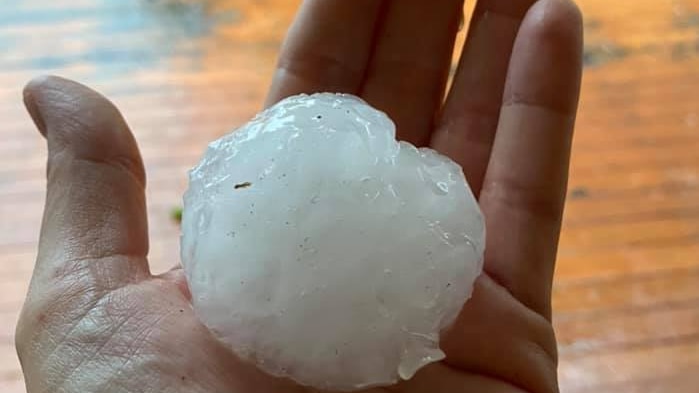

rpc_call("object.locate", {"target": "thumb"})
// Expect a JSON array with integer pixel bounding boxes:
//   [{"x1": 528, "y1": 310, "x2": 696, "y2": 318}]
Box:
[{"x1": 24, "y1": 76, "x2": 150, "y2": 289}]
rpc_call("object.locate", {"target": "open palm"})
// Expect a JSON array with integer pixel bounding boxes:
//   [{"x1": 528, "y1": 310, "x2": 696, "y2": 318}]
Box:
[{"x1": 16, "y1": 0, "x2": 582, "y2": 392}]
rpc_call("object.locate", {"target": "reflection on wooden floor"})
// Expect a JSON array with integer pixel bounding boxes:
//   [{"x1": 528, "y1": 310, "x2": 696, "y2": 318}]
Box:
[{"x1": 0, "y1": 0, "x2": 698, "y2": 392}]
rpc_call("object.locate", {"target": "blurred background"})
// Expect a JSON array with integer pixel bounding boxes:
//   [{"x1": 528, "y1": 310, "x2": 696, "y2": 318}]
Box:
[{"x1": 0, "y1": 0, "x2": 698, "y2": 392}]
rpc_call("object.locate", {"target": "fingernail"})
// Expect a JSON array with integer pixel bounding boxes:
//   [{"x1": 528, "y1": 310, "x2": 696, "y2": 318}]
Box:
[{"x1": 23, "y1": 85, "x2": 48, "y2": 136}]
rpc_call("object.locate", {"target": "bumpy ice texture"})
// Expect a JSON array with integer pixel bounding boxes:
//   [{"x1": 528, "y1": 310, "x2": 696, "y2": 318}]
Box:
[{"x1": 181, "y1": 93, "x2": 485, "y2": 391}]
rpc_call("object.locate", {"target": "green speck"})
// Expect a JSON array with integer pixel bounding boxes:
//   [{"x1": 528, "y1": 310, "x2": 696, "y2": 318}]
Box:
[{"x1": 171, "y1": 207, "x2": 183, "y2": 224}]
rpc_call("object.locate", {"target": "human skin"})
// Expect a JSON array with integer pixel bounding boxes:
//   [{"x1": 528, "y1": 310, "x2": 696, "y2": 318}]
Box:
[{"x1": 15, "y1": 0, "x2": 583, "y2": 392}]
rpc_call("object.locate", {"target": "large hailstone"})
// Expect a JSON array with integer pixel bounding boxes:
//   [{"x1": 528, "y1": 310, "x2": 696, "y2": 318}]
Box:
[{"x1": 181, "y1": 93, "x2": 485, "y2": 391}]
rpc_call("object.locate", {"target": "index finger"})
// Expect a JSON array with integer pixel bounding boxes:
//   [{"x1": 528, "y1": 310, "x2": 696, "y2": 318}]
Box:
[{"x1": 265, "y1": 0, "x2": 384, "y2": 106}]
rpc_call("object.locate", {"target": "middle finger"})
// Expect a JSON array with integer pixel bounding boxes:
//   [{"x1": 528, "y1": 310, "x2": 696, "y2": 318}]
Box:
[{"x1": 360, "y1": 0, "x2": 464, "y2": 146}]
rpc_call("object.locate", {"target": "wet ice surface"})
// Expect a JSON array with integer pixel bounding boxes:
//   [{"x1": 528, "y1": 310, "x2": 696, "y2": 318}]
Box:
[{"x1": 181, "y1": 93, "x2": 485, "y2": 391}]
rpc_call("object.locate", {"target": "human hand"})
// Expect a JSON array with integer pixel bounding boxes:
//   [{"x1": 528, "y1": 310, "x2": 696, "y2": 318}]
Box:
[
  {"x1": 267, "y1": 0, "x2": 582, "y2": 391},
  {"x1": 15, "y1": 0, "x2": 582, "y2": 392}
]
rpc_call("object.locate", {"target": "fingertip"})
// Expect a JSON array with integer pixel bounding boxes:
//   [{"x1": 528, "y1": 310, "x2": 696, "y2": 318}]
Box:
[
  {"x1": 23, "y1": 75, "x2": 84, "y2": 118},
  {"x1": 25, "y1": 74, "x2": 94, "y2": 95},
  {"x1": 24, "y1": 74, "x2": 62, "y2": 93},
  {"x1": 525, "y1": 0, "x2": 583, "y2": 46},
  {"x1": 23, "y1": 75, "x2": 146, "y2": 186},
  {"x1": 503, "y1": 0, "x2": 583, "y2": 114},
  {"x1": 23, "y1": 75, "x2": 121, "y2": 126},
  {"x1": 22, "y1": 75, "x2": 63, "y2": 137}
]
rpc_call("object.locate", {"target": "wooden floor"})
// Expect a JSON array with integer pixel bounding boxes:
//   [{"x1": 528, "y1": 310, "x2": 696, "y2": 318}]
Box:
[{"x1": 0, "y1": 0, "x2": 698, "y2": 392}]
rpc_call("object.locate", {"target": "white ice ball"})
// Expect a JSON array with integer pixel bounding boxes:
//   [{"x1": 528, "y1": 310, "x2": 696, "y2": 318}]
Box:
[{"x1": 181, "y1": 93, "x2": 485, "y2": 391}]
